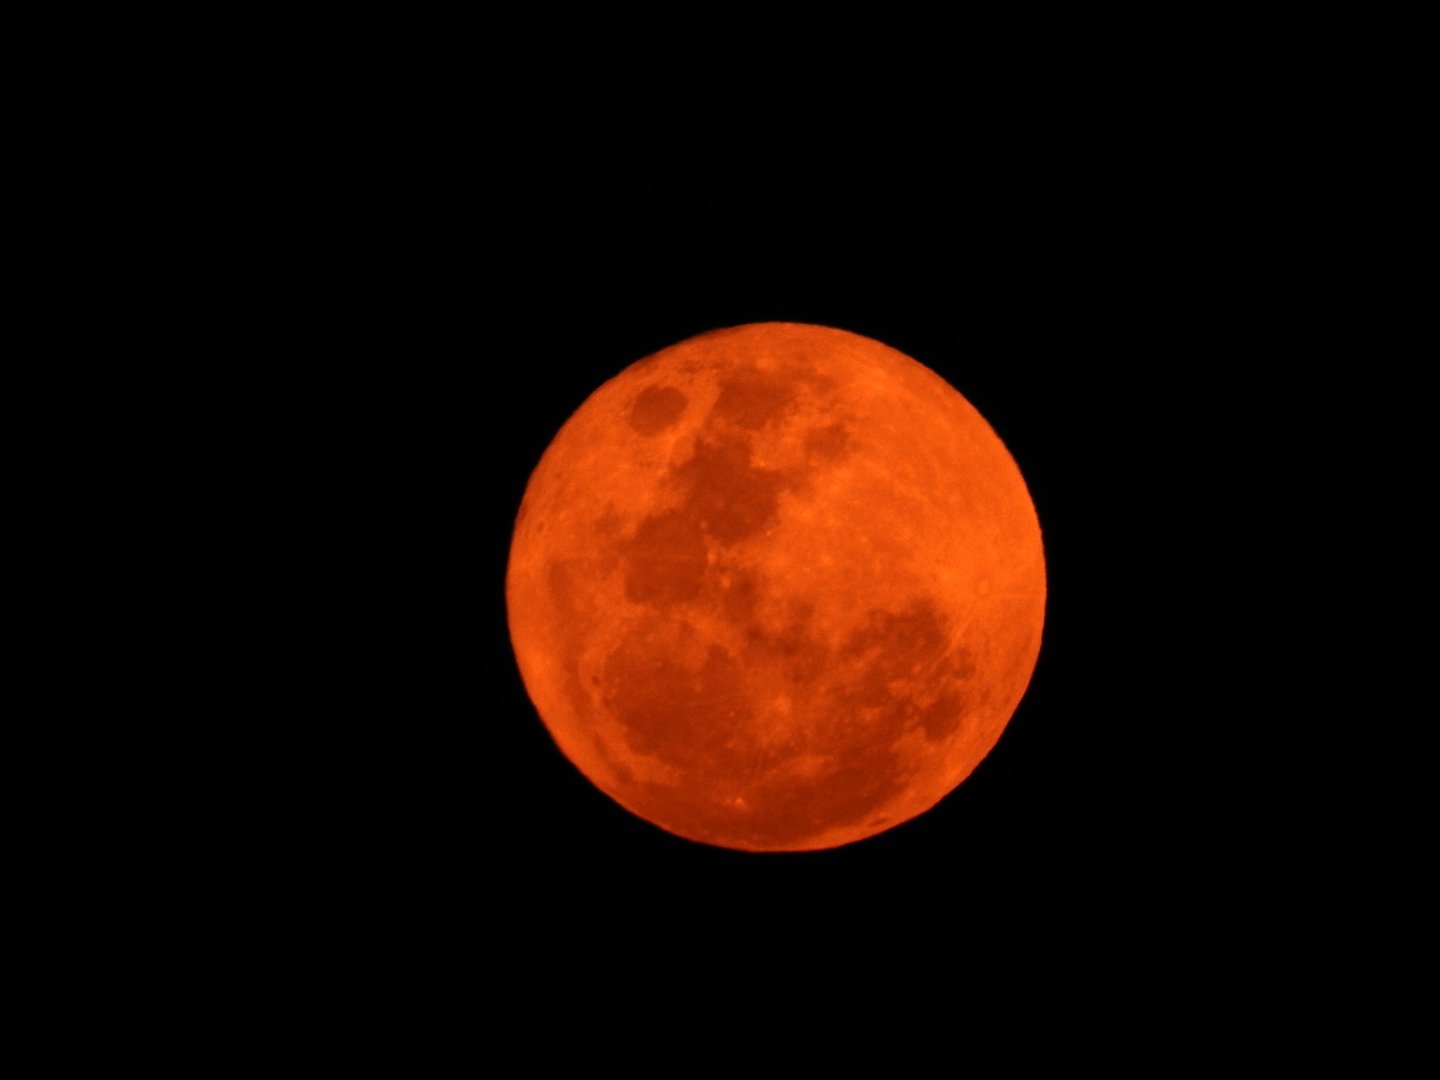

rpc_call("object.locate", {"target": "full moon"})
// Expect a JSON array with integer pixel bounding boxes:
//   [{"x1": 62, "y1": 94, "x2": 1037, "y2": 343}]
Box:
[{"x1": 506, "y1": 323, "x2": 1045, "y2": 852}]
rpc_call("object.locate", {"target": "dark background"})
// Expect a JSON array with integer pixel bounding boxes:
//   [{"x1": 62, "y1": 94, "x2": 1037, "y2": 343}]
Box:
[{"x1": 27, "y1": 12, "x2": 1423, "y2": 1068}]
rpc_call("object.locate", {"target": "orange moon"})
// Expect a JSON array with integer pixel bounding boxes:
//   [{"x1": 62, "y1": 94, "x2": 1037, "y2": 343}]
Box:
[{"x1": 506, "y1": 323, "x2": 1045, "y2": 852}]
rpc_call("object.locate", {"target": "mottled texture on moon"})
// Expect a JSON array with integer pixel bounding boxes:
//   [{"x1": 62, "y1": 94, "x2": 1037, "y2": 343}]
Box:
[{"x1": 506, "y1": 323, "x2": 1046, "y2": 851}]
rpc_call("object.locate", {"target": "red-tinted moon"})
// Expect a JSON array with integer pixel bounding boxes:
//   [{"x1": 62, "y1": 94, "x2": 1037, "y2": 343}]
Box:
[{"x1": 506, "y1": 323, "x2": 1045, "y2": 851}]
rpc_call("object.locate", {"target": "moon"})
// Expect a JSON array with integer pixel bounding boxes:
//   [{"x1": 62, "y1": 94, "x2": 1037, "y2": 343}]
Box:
[{"x1": 506, "y1": 323, "x2": 1045, "y2": 852}]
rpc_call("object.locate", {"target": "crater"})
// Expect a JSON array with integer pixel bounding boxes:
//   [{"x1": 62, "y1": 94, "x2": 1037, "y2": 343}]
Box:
[{"x1": 629, "y1": 384, "x2": 689, "y2": 435}]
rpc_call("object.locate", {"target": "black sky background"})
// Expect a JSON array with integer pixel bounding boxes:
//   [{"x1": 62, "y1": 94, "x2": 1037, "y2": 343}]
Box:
[{"x1": 26, "y1": 12, "x2": 1424, "y2": 1069}]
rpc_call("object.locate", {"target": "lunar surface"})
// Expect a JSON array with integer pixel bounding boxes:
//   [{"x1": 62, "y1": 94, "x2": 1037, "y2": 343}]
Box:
[{"x1": 506, "y1": 323, "x2": 1045, "y2": 851}]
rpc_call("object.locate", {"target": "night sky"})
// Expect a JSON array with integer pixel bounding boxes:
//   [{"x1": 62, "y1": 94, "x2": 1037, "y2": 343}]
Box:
[{"x1": 30, "y1": 12, "x2": 1422, "y2": 1069}]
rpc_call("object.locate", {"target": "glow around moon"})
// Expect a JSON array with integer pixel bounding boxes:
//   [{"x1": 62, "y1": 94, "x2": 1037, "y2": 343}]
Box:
[{"x1": 506, "y1": 323, "x2": 1045, "y2": 852}]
